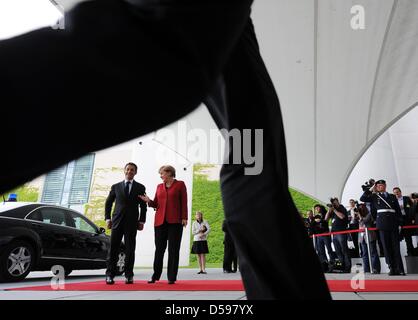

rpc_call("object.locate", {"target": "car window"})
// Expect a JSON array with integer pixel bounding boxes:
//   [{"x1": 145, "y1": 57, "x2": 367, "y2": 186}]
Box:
[
  {"x1": 67, "y1": 211, "x2": 97, "y2": 233},
  {"x1": 39, "y1": 208, "x2": 68, "y2": 227},
  {"x1": 26, "y1": 209, "x2": 42, "y2": 222}
]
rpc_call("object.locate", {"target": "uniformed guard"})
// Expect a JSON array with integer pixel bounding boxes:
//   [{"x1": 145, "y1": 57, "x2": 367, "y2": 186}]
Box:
[{"x1": 360, "y1": 179, "x2": 405, "y2": 275}]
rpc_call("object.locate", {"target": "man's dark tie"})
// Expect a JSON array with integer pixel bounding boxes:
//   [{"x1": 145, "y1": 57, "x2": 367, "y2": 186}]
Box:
[{"x1": 125, "y1": 181, "x2": 131, "y2": 197}]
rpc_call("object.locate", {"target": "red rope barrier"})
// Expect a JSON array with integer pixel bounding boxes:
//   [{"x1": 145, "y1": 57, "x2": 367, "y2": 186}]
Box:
[{"x1": 309, "y1": 224, "x2": 418, "y2": 238}]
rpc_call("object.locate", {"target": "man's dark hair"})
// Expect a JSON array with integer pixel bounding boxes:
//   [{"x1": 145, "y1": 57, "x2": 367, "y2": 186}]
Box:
[
  {"x1": 330, "y1": 197, "x2": 339, "y2": 203},
  {"x1": 125, "y1": 162, "x2": 138, "y2": 171},
  {"x1": 393, "y1": 187, "x2": 401, "y2": 193}
]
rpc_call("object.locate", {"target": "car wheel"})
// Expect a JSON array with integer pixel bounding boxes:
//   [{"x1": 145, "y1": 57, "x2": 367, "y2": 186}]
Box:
[
  {"x1": 114, "y1": 250, "x2": 126, "y2": 276},
  {"x1": 0, "y1": 240, "x2": 34, "y2": 282}
]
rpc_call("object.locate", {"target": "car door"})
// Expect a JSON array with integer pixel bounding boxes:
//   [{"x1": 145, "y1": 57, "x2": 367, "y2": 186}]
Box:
[
  {"x1": 26, "y1": 206, "x2": 79, "y2": 259},
  {"x1": 65, "y1": 210, "x2": 109, "y2": 261}
]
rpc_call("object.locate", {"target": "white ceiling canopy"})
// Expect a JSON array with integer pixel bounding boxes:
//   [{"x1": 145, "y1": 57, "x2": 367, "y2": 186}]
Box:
[{"x1": 251, "y1": 0, "x2": 418, "y2": 202}]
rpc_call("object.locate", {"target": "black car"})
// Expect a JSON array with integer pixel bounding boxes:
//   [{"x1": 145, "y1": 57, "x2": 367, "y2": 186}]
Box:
[{"x1": 0, "y1": 202, "x2": 125, "y2": 282}]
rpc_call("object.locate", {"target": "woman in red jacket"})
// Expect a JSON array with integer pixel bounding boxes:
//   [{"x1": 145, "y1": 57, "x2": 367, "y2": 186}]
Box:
[{"x1": 140, "y1": 165, "x2": 188, "y2": 284}]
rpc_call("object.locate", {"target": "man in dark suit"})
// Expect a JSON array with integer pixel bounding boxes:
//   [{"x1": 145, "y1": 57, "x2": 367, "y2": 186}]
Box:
[
  {"x1": 0, "y1": 0, "x2": 330, "y2": 299},
  {"x1": 105, "y1": 162, "x2": 147, "y2": 284},
  {"x1": 393, "y1": 187, "x2": 415, "y2": 256},
  {"x1": 222, "y1": 220, "x2": 237, "y2": 273},
  {"x1": 360, "y1": 180, "x2": 405, "y2": 275}
]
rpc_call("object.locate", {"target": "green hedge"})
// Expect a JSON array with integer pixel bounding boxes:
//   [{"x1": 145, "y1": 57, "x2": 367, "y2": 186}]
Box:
[{"x1": 190, "y1": 164, "x2": 320, "y2": 266}]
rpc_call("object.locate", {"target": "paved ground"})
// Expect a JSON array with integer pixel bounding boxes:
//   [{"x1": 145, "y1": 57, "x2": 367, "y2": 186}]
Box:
[{"x1": 0, "y1": 268, "x2": 417, "y2": 300}]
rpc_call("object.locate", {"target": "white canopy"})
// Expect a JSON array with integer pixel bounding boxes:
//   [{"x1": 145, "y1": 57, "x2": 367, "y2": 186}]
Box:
[{"x1": 251, "y1": 0, "x2": 418, "y2": 202}]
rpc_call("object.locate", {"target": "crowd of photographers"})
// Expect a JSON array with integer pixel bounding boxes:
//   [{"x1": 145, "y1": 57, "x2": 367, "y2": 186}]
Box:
[{"x1": 303, "y1": 179, "x2": 418, "y2": 275}]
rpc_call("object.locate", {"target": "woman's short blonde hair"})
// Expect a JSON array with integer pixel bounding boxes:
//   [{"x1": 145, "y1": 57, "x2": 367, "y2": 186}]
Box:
[{"x1": 159, "y1": 165, "x2": 176, "y2": 178}]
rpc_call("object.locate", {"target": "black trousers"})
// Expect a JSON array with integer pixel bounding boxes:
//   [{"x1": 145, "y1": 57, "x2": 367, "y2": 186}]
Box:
[
  {"x1": 152, "y1": 222, "x2": 183, "y2": 282},
  {"x1": 380, "y1": 229, "x2": 404, "y2": 273},
  {"x1": 404, "y1": 231, "x2": 415, "y2": 255},
  {"x1": 400, "y1": 220, "x2": 415, "y2": 255},
  {"x1": 106, "y1": 220, "x2": 137, "y2": 278},
  {"x1": 0, "y1": 0, "x2": 330, "y2": 299},
  {"x1": 223, "y1": 236, "x2": 238, "y2": 272}
]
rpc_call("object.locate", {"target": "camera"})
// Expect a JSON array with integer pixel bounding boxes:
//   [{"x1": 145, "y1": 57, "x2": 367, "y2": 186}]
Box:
[
  {"x1": 327, "y1": 197, "x2": 339, "y2": 209},
  {"x1": 361, "y1": 178, "x2": 375, "y2": 192}
]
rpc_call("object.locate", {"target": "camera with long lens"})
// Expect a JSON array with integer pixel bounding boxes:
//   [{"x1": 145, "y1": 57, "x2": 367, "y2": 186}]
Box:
[{"x1": 361, "y1": 178, "x2": 375, "y2": 192}]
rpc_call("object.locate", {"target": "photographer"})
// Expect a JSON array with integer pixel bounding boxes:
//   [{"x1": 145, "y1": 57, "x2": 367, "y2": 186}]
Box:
[
  {"x1": 360, "y1": 179, "x2": 405, "y2": 275},
  {"x1": 305, "y1": 210, "x2": 317, "y2": 237},
  {"x1": 325, "y1": 198, "x2": 351, "y2": 273},
  {"x1": 313, "y1": 204, "x2": 337, "y2": 270},
  {"x1": 347, "y1": 199, "x2": 361, "y2": 258},
  {"x1": 358, "y1": 203, "x2": 381, "y2": 273}
]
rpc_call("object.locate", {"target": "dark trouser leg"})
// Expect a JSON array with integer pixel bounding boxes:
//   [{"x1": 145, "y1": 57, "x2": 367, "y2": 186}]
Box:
[
  {"x1": 335, "y1": 234, "x2": 351, "y2": 271},
  {"x1": 209, "y1": 19, "x2": 330, "y2": 299},
  {"x1": 106, "y1": 226, "x2": 124, "y2": 277},
  {"x1": 221, "y1": 150, "x2": 330, "y2": 299},
  {"x1": 376, "y1": 232, "x2": 385, "y2": 257},
  {"x1": 333, "y1": 235, "x2": 343, "y2": 264},
  {"x1": 325, "y1": 236, "x2": 337, "y2": 262},
  {"x1": 390, "y1": 230, "x2": 404, "y2": 273},
  {"x1": 380, "y1": 230, "x2": 395, "y2": 271},
  {"x1": 350, "y1": 230, "x2": 360, "y2": 258},
  {"x1": 223, "y1": 241, "x2": 233, "y2": 272},
  {"x1": 360, "y1": 241, "x2": 370, "y2": 272},
  {"x1": 317, "y1": 237, "x2": 328, "y2": 264},
  {"x1": 167, "y1": 223, "x2": 183, "y2": 282},
  {"x1": 152, "y1": 223, "x2": 168, "y2": 280},
  {"x1": 370, "y1": 240, "x2": 381, "y2": 272},
  {"x1": 404, "y1": 230, "x2": 415, "y2": 256},
  {"x1": 342, "y1": 235, "x2": 352, "y2": 271},
  {"x1": 123, "y1": 226, "x2": 138, "y2": 278}
]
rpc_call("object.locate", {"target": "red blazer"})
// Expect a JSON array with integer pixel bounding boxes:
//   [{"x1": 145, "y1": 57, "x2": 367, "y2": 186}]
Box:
[{"x1": 149, "y1": 179, "x2": 188, "y2": 227}]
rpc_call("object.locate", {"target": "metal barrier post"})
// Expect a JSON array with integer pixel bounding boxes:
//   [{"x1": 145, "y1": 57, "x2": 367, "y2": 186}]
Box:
[
  {"x1": 365, "y1": 227, "x2": 373, "y2": 274},
  {"x1": 313, "y1": 234, "x2": 316, "y2": 250}
]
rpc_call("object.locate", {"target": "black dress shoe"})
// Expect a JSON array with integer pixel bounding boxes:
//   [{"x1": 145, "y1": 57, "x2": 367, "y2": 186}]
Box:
[
  {"x1": 125, "y1": 276, "x2": 134, "y2": 284},
  {"x1": 106, "y1": 276, "x2": 114, "y2": 285},
  {"x1": 388, "y1": 270, "x2": 396, "y2": 276},
  {"x1": 168, "y1": 280, "x2": 175, "y2": 284},
  {"x1": 223, "y1": 270, "x2": 232, "y2": 273},
  {"x1": 147, "y1": 279, "x2": 157, "y2": 284}
]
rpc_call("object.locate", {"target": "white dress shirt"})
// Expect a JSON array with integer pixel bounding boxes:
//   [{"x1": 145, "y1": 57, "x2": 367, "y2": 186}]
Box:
[{"x1": 192, "y1": 220, "x2": 210, "y2": 241}]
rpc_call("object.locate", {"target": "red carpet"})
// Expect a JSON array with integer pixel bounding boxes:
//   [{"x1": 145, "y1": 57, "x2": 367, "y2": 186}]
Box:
[
  {"x1": 6, "y1": 280, "x2": 244, "y2": 291},
  {"x1": 327, "y1": 280, "x2": 418, "y2": 292},
  {"x1": 6, "y1": 280, "x2": 418, "y2": 292}
]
